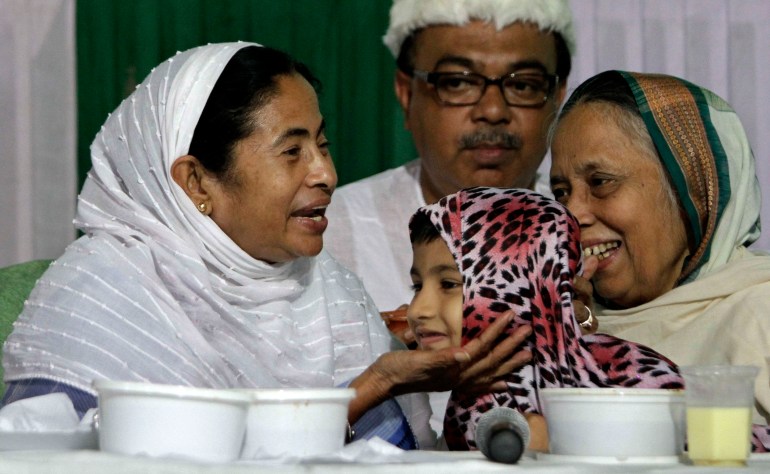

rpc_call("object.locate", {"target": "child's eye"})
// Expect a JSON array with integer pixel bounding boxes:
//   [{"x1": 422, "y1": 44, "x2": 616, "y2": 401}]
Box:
[
  {"x1": 409, "y1": 282, "x2": 423, "y2": 293},
  {"x1": 441, "y1": 280, "x2": 461, "y2": 290}
]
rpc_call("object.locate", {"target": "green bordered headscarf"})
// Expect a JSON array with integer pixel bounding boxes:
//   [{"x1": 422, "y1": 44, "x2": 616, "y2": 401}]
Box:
[
  {"x1": 563, "y1": 71, "x2": 761, "y2": 285},
  {"x1": 621, "y1": 71, "x2": 732, "y2": 281}
]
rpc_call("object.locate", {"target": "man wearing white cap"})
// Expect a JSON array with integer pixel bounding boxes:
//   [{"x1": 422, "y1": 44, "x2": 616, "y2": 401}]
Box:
[{"x1": 325, "y1": 0, "x2": 575, "y2": 322}]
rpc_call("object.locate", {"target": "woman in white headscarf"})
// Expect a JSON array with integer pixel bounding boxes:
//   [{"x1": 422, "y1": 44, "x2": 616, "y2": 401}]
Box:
[
  {"x1": 2, "y1": 43, "x2": 530, "y2": 448},
  {"x1": 550, "y1": 70, "x2": 770, "y2": 450}
]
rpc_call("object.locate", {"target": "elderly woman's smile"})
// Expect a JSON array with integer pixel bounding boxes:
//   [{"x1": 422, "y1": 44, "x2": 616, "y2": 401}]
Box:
[{"x1": 582, "y1": 241, "x2": 620, "y2": 261}]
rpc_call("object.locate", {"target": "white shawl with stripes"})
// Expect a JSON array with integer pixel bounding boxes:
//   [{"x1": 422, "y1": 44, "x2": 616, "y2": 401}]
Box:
[{"x1": 3, "y1": 42, "x2": 392, "y2": 395}]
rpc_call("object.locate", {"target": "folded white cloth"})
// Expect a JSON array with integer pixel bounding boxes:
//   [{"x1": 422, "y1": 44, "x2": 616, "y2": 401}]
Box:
[{"x1": 0, "y1": 393, "x2": 93, "y2": 432}]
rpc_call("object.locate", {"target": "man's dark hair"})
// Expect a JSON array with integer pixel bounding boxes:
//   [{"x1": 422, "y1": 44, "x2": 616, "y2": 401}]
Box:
[{"x1": 396, "y1": 29, "x2": 572, "y2": 81}]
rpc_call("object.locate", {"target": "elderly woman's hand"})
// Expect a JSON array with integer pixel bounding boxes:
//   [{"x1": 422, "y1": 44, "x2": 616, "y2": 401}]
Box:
[
  {"x1": 347, "y1": 311, "x2": 532, "y2": 422},
  {"x1": 575, "y1": 256, "x2": 599, "y2": 334}
]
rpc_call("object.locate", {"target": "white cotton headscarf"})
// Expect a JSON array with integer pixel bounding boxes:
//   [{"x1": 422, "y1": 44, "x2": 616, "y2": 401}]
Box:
[{"x1": 3, "y1": 42, "x2": 393, "y2": 394}]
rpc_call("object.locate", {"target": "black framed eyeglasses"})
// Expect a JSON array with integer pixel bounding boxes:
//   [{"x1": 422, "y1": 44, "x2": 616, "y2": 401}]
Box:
[{"x1": 412, "y1": 70, "x2": 559, "y2": 108}]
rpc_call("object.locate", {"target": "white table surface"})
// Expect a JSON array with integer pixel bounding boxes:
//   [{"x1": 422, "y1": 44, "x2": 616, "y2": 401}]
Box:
[{"x1": 1, "y1": 450, "x2": 769, "y2": 473}]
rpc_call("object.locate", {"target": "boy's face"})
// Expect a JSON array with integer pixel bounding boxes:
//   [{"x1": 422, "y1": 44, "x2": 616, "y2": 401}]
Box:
[{"x1": 407, "y1": 238, "x2": 464, "y2": 351}]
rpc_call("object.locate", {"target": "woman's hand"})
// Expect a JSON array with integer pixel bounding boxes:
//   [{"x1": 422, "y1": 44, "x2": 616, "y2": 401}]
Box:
[
  {"x1": 348, "y1": 310, "x2": 532, "y2": 422},
  {"x1": 575, "y1": 256, "x2": 599, "y2": 334}
]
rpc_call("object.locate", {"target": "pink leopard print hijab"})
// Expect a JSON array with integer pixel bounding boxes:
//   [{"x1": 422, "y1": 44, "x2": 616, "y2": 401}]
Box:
[{"x1": 409, "y1": 187, "x2": 684, "y2": 450}]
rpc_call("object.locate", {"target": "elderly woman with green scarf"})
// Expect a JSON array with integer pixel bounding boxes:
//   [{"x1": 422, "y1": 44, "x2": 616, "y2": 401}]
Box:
[{"x1": 549, "y1": 70, "x2": 770, "y2": 451}]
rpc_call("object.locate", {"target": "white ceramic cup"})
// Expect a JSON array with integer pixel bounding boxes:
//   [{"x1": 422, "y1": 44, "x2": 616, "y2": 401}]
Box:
[
  {"x1": 241, "y1": 388, "x2": 355, "y2": 459},
  {"x1": 541, "y1": 387, "x2": 685, "y2": 458},
  {"x1": 94, "y1": 380, "x2": 250, "y2": 463}
]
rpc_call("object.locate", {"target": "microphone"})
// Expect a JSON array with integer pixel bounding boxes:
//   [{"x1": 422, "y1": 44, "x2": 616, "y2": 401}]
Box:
[{"x1": 475, "y1": 407, "x2": 530, "y2": 464}]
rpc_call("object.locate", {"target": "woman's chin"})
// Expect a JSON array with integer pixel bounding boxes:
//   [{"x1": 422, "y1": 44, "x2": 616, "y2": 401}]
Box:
[
  {"x1": 593, "y1": 280, "x2": 628, "y2": 308},
  {"x1": 248, "y1": 241, "x2": 323, "y2": 264},
  {"x1": 286, "y1": 238, "x2": 325, "y2": 259},
  {"x1": 594, "y1": 287, "x2": 642, "y2": 309}
]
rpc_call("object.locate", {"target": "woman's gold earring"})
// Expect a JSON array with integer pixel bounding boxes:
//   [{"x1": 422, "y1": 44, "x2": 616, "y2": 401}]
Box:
[{"x1": 197, "y1": 202, "x2": 208, "y2": 214}]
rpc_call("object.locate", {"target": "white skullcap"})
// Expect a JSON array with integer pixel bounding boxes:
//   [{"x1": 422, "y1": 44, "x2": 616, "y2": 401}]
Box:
[{"x1": 383, "y1": 0, "x2": 576, "y2": 58}]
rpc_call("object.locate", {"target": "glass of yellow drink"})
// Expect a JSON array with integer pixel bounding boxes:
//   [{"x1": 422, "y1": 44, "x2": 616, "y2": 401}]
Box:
[{"x1": 680, "y1": 365, "x2": 759, "y2": 467}]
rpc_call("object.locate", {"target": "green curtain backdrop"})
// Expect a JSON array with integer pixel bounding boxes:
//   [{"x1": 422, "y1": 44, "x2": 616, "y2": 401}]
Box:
[{"x1": 76, "y1": 0, "x2": 416, "y2": 190}]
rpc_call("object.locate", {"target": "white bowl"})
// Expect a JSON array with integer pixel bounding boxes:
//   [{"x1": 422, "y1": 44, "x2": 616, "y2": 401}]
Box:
[
  {"x1": 541, "y1": 387, "x2": 685, "y2": 458},
  {"x1": 94, "y1": 380, "x2": 250, "y2": 463},
  {"x1": 241, "y1": 388, "x2": 356, "y2": 459}
]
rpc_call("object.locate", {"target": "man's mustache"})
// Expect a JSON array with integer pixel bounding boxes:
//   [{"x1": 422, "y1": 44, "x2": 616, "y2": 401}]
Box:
[{"x1": 459, "y1": 130, "x2": 522, "y2": 150}]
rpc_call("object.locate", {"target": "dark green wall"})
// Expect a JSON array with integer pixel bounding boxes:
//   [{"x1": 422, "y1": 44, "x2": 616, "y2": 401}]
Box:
[{"x1": 76, "y1": 0, "x2": 415, "y2": 190}]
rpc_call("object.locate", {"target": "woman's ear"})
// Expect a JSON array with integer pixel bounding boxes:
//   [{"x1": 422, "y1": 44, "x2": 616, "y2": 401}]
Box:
[{"x1": 171, "y1": 155, "x2": 213, "y2": 215}]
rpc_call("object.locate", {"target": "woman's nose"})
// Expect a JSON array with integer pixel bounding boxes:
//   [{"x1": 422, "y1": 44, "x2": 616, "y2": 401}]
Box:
[
  {"x1": 307, "y1": 149, "x2": 337, "y2": 190},
  {"x1": 565, "y1": 191, "x2": 595, "y2": 228}
]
